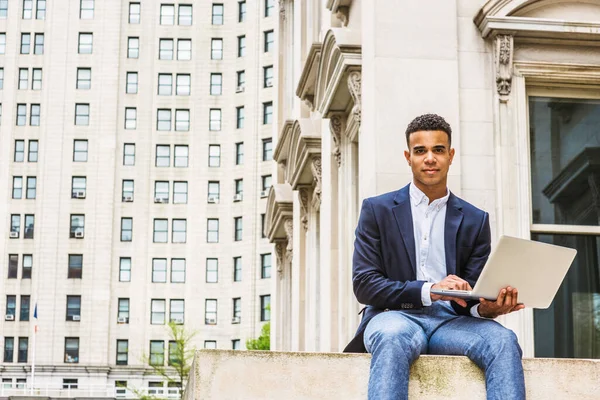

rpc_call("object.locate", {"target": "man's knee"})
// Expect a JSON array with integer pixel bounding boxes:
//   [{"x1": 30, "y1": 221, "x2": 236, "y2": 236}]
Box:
[
  {"x1": 471, "y1": 324, "x2": 522, "y2": 364},
  {"x1": 364, "y1": 313, "x2": 424, "y2": 359}
]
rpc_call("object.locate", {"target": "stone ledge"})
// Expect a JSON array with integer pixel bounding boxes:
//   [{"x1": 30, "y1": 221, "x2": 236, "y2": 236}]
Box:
[{"x1": 184, "y1": 350, "x2": 600, "y2": 400}]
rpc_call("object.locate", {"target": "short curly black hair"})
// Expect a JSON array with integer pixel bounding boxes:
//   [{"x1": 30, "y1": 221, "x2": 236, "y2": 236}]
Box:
[{"x1": 405, "y1": 114, "x2": 452, "y2": 147}]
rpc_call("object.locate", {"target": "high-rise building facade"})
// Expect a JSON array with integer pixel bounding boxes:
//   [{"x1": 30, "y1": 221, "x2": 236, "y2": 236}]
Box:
[{"x1": 0, "y1": 0, "x2": 275, "y2": 396}]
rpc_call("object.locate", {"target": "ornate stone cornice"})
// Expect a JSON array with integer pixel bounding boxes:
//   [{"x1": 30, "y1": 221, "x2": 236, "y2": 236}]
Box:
[
  {"x1": 327, "y1": 0, "x2": 352, "y2": 26},
  {"x1": 266, "y1": 184, "x2": 294, "y2": 243},
  {"x1": 273, "y1": 120, "x2": 294, "y2": 182},
  {"x1": 298, "y1": 187, "x2": 310, "y2": 231},
  {"x1": 283, "y1": 218, "x2": 294, "y2": 262},
  {"x1": 286, "y1": 119, "x2": 322, "y2": 190},
  {"x1": 347, "y1": 71, "x2": 361, "y2": 125},
  {"x1": 495, "y1": 35, "x2": 513, "y2": 101},
  {"x1": 329, "y1": 114, "x2": 344, "y2": 167},
  {"x1": 275, "y1": 241, "x2": 286, "y2": 277},
  {"x1": 296, "y1": 43, "x2": 322, "y2": 111}
]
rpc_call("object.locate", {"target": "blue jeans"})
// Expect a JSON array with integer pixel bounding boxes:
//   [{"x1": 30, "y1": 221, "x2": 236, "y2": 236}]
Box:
[{"x1": 363, "y1": 302, "x2": 525, "y2": 400}]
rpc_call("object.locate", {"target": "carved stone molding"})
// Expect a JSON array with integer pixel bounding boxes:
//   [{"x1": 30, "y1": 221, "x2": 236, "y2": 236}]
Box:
[
  {"x1": 330, "y1": 114, "x2": 344, "y2": 167},
  {"x1": 334, "y1": 6, "x2": 349, "y2": 27},
  {"x1": 283, "y1": 218, "x2": 294, "y2": 261},
  {"x1": 311, "y1": 157, "x2": 322, "y2": 209},
  {"x1": 275, "y1": 241, "x2": 286, "y2": 278},
  {"x1": 495, "y1": 35, "x2": 513, "y2": 101},
  {"x1": 298, "y1": 188, "x2": 310, "y2": 231},
  {"x1": 347, "y1": 71, "x2": 362, "y2": 125},
  {"x1": 278, "y1": 0, "x2": 285, "y2": 20}
]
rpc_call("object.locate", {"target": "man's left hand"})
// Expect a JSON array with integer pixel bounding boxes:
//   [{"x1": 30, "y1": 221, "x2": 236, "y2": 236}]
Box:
[{"x1": 478, "y1": 287, "x2": 525, "y2": 318}]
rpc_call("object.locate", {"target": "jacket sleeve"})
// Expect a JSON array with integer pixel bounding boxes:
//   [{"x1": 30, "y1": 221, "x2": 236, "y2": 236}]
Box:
[
  {"x1": 451, "y1": 211, "x2": 491, "y2": 316},
  {"x1": 352, "y1": 198, "x2": 425, "y2": 309}
]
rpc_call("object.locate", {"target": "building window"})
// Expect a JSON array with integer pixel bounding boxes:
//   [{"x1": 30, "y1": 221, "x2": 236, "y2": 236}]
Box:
[
  {"x1": 0, "y1": 33, "x2": 5, "y2": 54},
  {"x1": 237, "y1": 70, "x2": 245, "y2": 91},
  {"x1": 66, "y1": 296, "x2": 81, "y2": 321},
  {"x1": 176, "y1": 73, "x2": 191, "y2": 95},
  {"x1": 125, "y1": 107, "x2": 137, "y2": 129},
  {"x1": 126, "y1": 72, "x2": 138, "y2": 94},
  {"x1": 68, "y1": 255, "x2": 83, "y2": 279},
  {"x1": 6, "y1": 295, "x2": 16, "y2": 318},
  {"x1": 36, "y1": 0, "x2": 46, "y2": 19},
  {"x1": 118, "y1": 298, "x2": 129, "y2": 322},
  {"x1": 264, "y1": 30, "x2": 274, "y2": 52},
  {"x1": 149, "y1": 341, "x2": 164, "y2": 366},
  {"x1": 16, "y1": 104, "x2": 27, "y2": 126},
  {"x1": 119, "y1": 258, "x2": 131, "y2": 282},
  {"x1": 123, "y1": 144, "x2": 135, "y2": 166},
  {"x1": 30, "y1": 104, "x2": 40, "y2": 126},
  {"x1": 262, "y1": 138, "x2": 273, "y2": 161},
  {"x1": 261, "y1": 213, "x2": 267, "y2": 238},
  {"x1": 8, "y1": 255, "x2": 18, "y2": 279},
  {"x1": 34, "y1": 33, "x2": 44, "y2": 54},
  {"x1": 232, "y1": 339, "x2": 241, "y2": 350},
  {"x1": 262, "y1": 175, "x2": 272, "y2": 192},
  {"x1": 65, "y1": 338, "x2": 79, "y2": 363},
  {"x1": 204, "y1": 340, "x2": 216, "y2": 349},
  {"x1": 265, "y1": 0, "x2": 274, "y2": 17},
  {"x1": 26, "y1": 177, "x2": 36, "y2": 199},
  {"x1": 173, "y1": 181, "x2": 188, "y2": 204},
  {"x1": 121, "y1": 218, "x2": 133, "y2": 242},
  {"x1": 71, "y1": 177, "x2": 86, "y2": 198},
  {"x1": 206, "y1": 258, "x2": 218, "y2": 283},
  {"x1": 237, "y1": 36, "x2": 246, "y2": 57},
  {"x1": 235, "y1": 142, "x2": 244, "y2": 165},
  {"x1": 20, "y1": 33, "x2": 31, "y2": 54},
  {"x1": 232, "y1": 298, "x2": 241, "y2": 322},
  {"x1": 12, "y1": 177, "x2": 23, "y2": 199},
  {"x1": 155, "y1": 181, "x2": 169, "y2": 203},
  {"x1": 210, "y1": 73, "x2": 222, "y2": 95},
  {"x1": 159, "y1": 39, "x2": 174, "y2": 60},
  {"x1": 24, "y1": 215, "x2": 34, "y2": 239},
  {"x1": 211, "y1": 38, "x2": 223, "y2": 60},
  {"x1": 10, "y1": 215, "x2": 21, "y2": 238},
  {"x1": 156, "y1": 145, "x2": 170, "y2": 167},
  {"x1": 76, "y1": 68, "x2": 91, "y2": 89},
  {"x1": 152, "y1": 259, "x2": 167, "y2": 283},
  {"x1": 73, "y1": 140, "x2": 88, "y2": 162},
  {"x1": 171, "y1": 259, "x2": 186, "y2": 283},
  {"x1": 205, "y1": 299, "x2": 217, "y2": 324},
  {"x1": 19, "y1": 296, "x2": 30, "y2": 321},
  {"x1": 157, "y1": 109, "x2": 171, "y2": 131},
  {"x1": 0, "y1": 68, "x2": 3, "y2": 89},
  {"x1": 263, "y1": 102, "x2": 273, "y2": 124},
  {"x1": 175, "y1": 109, "x2": 190, "y2": 131},
  {"x1": 207, "y1": 219, "x2": 219, "y2": 243},
  {"x1": 80, "y1": 0, "x2": 94, "y2": 19},
  {"x1": 78, "y1": 33, "x2": 93, "y2": 54},
  {"x1": 116, "y1": 340, "x2": 128, "y2": 365},
  {"x1": 32, "y1": 68, "x2": 42, "y2": 90},
  {"x1": 234, "y1": 217, "x2": 242, "y2": 241},
  {"x1": 179, "y1": 4, "x2": 192, "y2": 25},
  {"x1": 122, "y1": 180, "x2": 134, "y2": 201},
  {"x1": 160, "y1": 4, "x2": 174, "y2": 25},
  {"x1": 14, "y1": 141, "x2": 25, "y2": 162},
  {"x1": 260, "y1": 295, "x2": 271, "y2": 321},
  {"x1": 128, "y1": 2, "x2": 140, "y2": 23},
  {"x1": 264, "y1": 66, "x2": 273, "y2": 88},
  {"x1": 17, "y1": 338, "x2": 28, "y2": 363},
  {"x1": 28, "y1": 140, "x2": 38, "y2": 162},
  {"x1": 209, "y1": 109, "x2": 221, "y2": 131},
  {"x1": 235, "y1": 179, "x2": 243, "y2": 198},
  {"x1": 177, "y1": 39, "x2": 191, "y2": 60},
  {"x1": 75, "y1": 104, "x2": 90, "y2": 126},
  {"x1": 208, "y1": 181, "x2": 220, "y2": 202},
  {"x1": 18, "y1": 69, "x2": 28, "y2": 90},
  {"x1": 261, "y1": 254, "x2": 272, "y2": 279},
  {"x1": 22, "y1": 255, "x2": 32, "y2": 279},
  {"x1": 208, "y1": 144, "x2": 221, "y2": 167},
  {"x1": 236, "y1": 107, "x2": 244, "y2": 129},
  {"x1": 151, "y1": 300, "x2": 166, "y2": 325},
  {"x1": 233, "y1": 257, "x2": 242, "y2": 282},
  {"x1": 153, "y1": 219, "x2": 168, "y2": 243},
  {"x1": 0, "y1": 1, "x2": 7, "y2": 18},
  {"x1": 174, "y1": 145, "x2": 188, "y2": 167},
  {"x1": 238, "y1": 1, "x2": 246, "y2": 22},
  {"x1": 172, "y1": 219, "x2": 186, "y2": 243},
  {"x1": 127, "y1": 37, "x2": 139, "y2": 58},
  {"x1": 212, "y1": 3, "x2": 223, "y2": 24},
  {"x1": 4, "y1": 337, "x2": 14, "y2": 362},
  {"x1": 22, "y1": 0, "x2": 32, "y2": 18},
  {"x1": 170, "y1": 300, "x2": 184, "y2": 323},
  {"x1": 158, "y1": 74, "x2": 172, "y2": 95}
]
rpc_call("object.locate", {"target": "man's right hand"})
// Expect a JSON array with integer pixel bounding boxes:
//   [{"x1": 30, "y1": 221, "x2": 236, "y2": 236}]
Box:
[{"x1": 431, "y1": 275, "x2": 472, "y2": 308}]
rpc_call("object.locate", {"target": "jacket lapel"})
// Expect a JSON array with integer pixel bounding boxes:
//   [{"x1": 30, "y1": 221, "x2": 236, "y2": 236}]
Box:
[
  {"x1": 392, "y1": 185, "x2": 416, "y2": 275},
  {"x1": 444, "y1": 193, "x2": 463, "y2": 276}
]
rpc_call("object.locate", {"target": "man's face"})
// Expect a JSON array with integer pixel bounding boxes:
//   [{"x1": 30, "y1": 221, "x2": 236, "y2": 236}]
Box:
[{"x1": 404, "y1": 130, "x2": 454, "y2": 188}]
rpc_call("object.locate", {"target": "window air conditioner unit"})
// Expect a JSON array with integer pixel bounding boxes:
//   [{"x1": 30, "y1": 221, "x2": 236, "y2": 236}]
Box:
[
  {"x1": 123, "y1": 195, "x2": 134, "y2": 202},
  {"x1": 74, "y1": 191, "x2": 86, "y2": 199},
  {"x1": 236, "y1": 85, "x2": 245, "y2": 93},
  {"x1": 207, "y1": 196, "x2": 219, "y2": 204},
  {"x1": 117, "y1": 317, "x2": 128, "y2": 324},
  {"x1": 5, "y1": 315, "x2": 15, "y2": 321},
  {"x1": 260, "y1": 190, "x2": 269, "y2": 198},
  {"x1": 72, "y1": 315, "x2": 81, "y2": 321},
  {"x1": 74, "y1": 231, "x2": 84, "y2": 238},
  {"x1": 265, "y1": 79, "x2": 273, "y2": 87},
  {"x1": 154, "y1": 196, "x2": 168, "y2": 204},
  {"x1": 205, "y1": 318, "x2": 216, "y2": 325},
  {"x1": 9, "y1": 231, "x2": 19, "y2": 238},
  {"x1": 232, "y1": 316, "x2": 241, "y2": 324},
  {"x1": 173, "y1": 317, "x2": 184, "y2": 324},
  {"x1": 233, "y1": 194, "x2": 243, "y2": 202}
]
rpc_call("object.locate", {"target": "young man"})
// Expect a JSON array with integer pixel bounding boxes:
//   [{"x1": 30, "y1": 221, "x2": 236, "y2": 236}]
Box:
[{"x1": 344, "y1": 114, "x2": 525, "y2": 400}]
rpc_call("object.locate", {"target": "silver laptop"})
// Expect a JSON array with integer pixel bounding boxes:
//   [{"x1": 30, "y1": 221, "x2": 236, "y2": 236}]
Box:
[{"x1": 430, "y1": 235, "x2": 577, "y2": 309}]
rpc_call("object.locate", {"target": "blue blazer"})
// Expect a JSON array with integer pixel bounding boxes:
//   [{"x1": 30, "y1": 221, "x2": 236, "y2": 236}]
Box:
[{"x1": 343, "y1": 184, "x2": 491, "y2": 353}]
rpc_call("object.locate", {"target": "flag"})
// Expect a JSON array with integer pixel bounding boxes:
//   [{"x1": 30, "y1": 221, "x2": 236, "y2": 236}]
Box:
[{"x1": 34, "y1": 303, "x2": 38, "y2": 333}]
